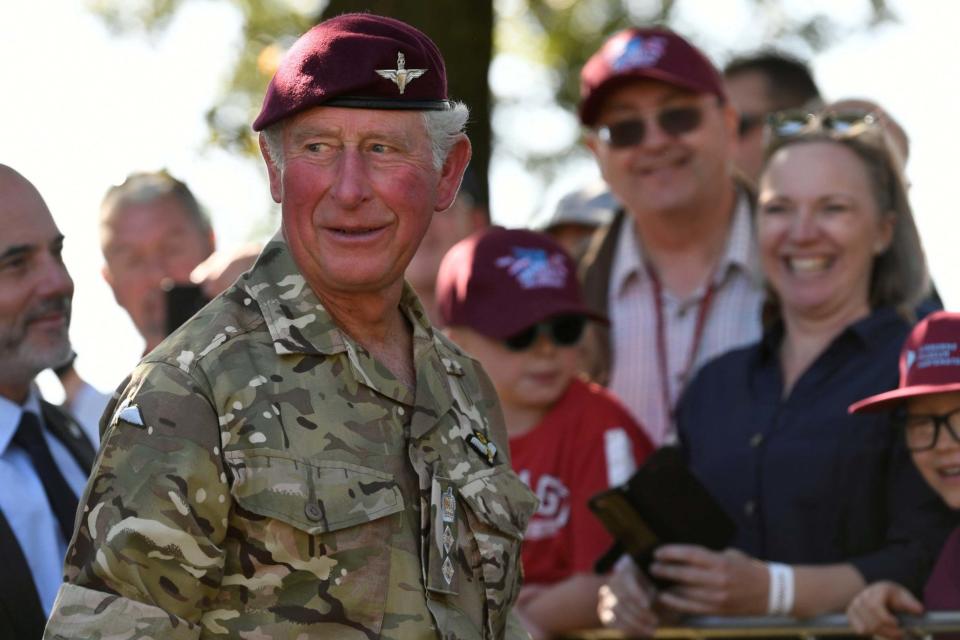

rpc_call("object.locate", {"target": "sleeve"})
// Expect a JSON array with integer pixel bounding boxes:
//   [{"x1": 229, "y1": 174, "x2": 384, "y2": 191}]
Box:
[
  {"x1": 568, "y1": 391, "x2": 654, "y2": 574},
  {"x1": 44, "y1": 362, "x2": 229, "y2": 639},
  {"x1": 849, "y1": 436, "x2": 959, "y2": 594}
]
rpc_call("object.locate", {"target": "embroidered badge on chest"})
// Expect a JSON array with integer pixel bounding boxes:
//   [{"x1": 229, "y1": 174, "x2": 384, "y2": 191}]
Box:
[
  {"x1": 467, "y1": 429, "x2": 498, "y2": 466},
  {"x1": 442, "y1": 555, "x2": 455, "y2": 585},
  {"x1": 441, "y1": 486, "x2": 457, "y2": 523}
]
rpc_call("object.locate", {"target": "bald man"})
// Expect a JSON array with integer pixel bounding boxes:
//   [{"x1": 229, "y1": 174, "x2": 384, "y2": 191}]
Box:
[{"x1": 0, "y1": 165, "x2": 95, "y2": 638}]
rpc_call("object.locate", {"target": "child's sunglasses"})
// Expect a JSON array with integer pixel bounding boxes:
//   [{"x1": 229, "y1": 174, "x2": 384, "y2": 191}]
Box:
[{"x1": 503, "y1": 315, "x2": 588, "y2": 352}]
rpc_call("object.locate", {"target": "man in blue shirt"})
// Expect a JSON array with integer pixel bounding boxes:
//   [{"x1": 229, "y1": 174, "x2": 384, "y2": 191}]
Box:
[{"x1": 0, "y1": 164, "x2": 96, "y2": 638}]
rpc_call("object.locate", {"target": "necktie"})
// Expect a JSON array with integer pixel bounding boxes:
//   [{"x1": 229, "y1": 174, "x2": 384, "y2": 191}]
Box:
[{"x1": 12, "y1": 412, "x2": 80, "y2": 543}]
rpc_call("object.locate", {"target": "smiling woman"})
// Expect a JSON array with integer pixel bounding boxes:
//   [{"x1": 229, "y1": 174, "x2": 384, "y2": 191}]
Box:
[{"x1": 599, "y1": 116, "x2": 957, "y2": 633}]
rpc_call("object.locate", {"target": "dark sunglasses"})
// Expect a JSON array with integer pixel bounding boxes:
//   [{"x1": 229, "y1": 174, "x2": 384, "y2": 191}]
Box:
[
  {"x1": 737, "y1": 113, "x2": 765, "y2": 138},
  {"x1": 766, "y1": 109, "x2": 878, "y2": 139},
  {"x1": 504, "y1": 315, "x2": 587, "y2": 352},
  {"x1": 895, "y1": 406, "x2": 960, "y2": 452},
  {"x1": 595, "y1": 105, "x2": 704, "y2": 148}
]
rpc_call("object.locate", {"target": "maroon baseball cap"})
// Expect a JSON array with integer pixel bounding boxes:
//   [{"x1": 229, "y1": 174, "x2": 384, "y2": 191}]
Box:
[
  {"x1": 850, "y1": 312, "x2": 960, "y2": 414},
  {"x1": 436, "y1": 227, "x2": 605, "y2": 339},
  {"x1": 579, "y1": 27, "x2": 726, "y2": 126},
  {"x1": 253, "y1": 13, "x2": 450, "y2": 131}
]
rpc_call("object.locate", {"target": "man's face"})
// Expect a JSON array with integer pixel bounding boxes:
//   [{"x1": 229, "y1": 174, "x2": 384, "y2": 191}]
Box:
[
  {"x1": 101, "y1": 195, "x2": 213, "y2": 350},
  {"x1": 587, "y1": 80, "x2": 737, "y2": 220},
  {"x1": 0, "y1": 169, "x2": 74, "y2": 397},
  {"x1": 724, "y1": 70, "x2": 775, "y2": 183},
  {"x1": 265, "y1": 106, "x2": 468, "y2": 301},
  {"x1": 406, "y1": 192, "x2": 486, "y2": 321}
]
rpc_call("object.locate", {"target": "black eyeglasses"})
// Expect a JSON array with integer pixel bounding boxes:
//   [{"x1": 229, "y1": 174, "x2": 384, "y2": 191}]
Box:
[
  {"x1": 504, "y1": 315, "x2": 587, "y2": 352},
  {"x1": 766, "y1": 109, "x2": 879, "y2": 139},
  {"x1": 895, "y1": 406, "x2": 960, "y2": 452},
  {"x1": 738, "y1": 113, "x2": 765, "y2": 138},
  {"x1": 595, "y1": 105, "x2": 704, "y2": 148}
]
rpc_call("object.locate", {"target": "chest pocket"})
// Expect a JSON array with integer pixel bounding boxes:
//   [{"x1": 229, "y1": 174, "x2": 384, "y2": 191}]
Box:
[
  {"x1": 457, "y1": 467, "x2": 538, "y2": 638},
  {"x1": 221, "y1": 448, "x2": 405, "y2": 637}
]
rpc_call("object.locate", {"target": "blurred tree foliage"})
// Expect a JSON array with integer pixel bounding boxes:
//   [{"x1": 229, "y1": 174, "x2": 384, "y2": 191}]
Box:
[{"x1": 86, "y1": 0, "x2": 894, "y2": 209}]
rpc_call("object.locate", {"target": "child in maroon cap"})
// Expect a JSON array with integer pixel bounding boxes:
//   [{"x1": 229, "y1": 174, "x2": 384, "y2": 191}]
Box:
[
  {"x1": 847, "y1": 311, "x2": 960, "y2": 638},
  {"x1": 436, "y1": 226, "x2": 653, "y2": 637}
]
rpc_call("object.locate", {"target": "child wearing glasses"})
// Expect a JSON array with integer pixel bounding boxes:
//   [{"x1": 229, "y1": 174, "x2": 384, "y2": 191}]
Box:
[
  {"x1": 435, "y1": 227, "x2": 653, "y2": 639},
  {"x1": 847, "y1": 311, "x2": 960, "y2": 639}
]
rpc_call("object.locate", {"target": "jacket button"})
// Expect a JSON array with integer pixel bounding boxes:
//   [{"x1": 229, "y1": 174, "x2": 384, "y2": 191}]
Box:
[
  {"x1": 750, "y1": 433, "x2": 764, "y2": 447},
  {"x1": 744, "y1": 500, "x2": 756, "y2": 516},
  {"x1": 304, "y1": 503, "x2": 324, "y2": 522}
]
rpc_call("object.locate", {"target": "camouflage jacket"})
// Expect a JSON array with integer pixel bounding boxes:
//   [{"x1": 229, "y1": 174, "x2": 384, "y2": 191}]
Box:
[{"x1": 45, "y1": 239, "x2": 538, "y2": 640}]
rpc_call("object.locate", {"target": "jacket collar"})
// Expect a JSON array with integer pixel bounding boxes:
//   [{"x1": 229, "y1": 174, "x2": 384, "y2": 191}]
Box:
[{"x1": 244, "y1": 236, "x2": 456, "y2": 413}]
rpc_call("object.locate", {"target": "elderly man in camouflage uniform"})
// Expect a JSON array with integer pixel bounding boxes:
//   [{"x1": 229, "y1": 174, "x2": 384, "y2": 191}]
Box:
[{"x1": 45, "y1": 13, "x2": 537, "y2": 640}]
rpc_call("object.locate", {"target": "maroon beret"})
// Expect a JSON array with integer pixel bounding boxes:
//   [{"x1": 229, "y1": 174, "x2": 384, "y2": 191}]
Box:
[
  {"x1": 579, "y1": 27, "x2": 725, "y2": 126},
  {"x1": 253, "y1": 13, "x2": 450, "y2": 131}
]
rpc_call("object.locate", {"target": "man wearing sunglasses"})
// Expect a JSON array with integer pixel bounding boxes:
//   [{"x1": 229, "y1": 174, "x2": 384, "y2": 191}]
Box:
[
  {"x1": 579, "y1": 27, "x2": 764, "y2": 447},
  {"x1": 722, "y1": 51, "x2": 822, "y2": 184},
  {"x1": 438, "y1": 227, "x2": 653, "y2": 639}
]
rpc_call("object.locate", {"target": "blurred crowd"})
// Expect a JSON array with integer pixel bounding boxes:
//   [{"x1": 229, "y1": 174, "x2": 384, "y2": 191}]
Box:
[{"x1": 3, "y1": 15, "x2": 960, "y2": 640}]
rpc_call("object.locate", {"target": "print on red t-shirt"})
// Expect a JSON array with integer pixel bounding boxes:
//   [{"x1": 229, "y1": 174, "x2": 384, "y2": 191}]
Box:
[{"x1": 509, "y1": 378, "x2": 653, "y2": 585}]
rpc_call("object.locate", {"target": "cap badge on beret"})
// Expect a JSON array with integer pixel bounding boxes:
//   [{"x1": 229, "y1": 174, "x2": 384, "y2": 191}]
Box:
[
  {"x1": 495, "y1": 247, "x2": 569, "y2": 290},
  {"x1": 376, "y1": 52, "x2": 427, "y2": 95},
  {"x1": 610, "y1": 35, "x2": 668, "y2": 72}
]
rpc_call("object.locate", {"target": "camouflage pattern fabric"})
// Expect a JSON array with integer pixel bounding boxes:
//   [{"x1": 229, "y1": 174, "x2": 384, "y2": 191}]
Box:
[{"x1": 44, "y1": 238, "x2": 538, "y2": 639}]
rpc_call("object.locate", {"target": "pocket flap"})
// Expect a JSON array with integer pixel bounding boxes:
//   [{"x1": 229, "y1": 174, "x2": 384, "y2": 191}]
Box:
[
  {"x1": 457, "y1": 467, "x2": 538, "y2": 540},
  {"x1": 225, "y1": 448, "x2": 404, "y2": 535}
]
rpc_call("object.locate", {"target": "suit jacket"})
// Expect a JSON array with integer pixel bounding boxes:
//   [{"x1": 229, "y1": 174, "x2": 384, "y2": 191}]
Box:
[{"x1": 0, "y1": 400, "x2": 95, "y2": 639}]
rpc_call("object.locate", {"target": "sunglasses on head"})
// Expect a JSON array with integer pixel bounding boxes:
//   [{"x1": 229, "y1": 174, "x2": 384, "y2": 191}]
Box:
[
  {"x1": 766, "y1": 109, "x2": 879, "y2": 139},
  {"x1": 595, "y1": 105, "x2": 704, "y2": 148},
  {"x1": 503, "y1": 315, "x2": 587, "y2": 352}
]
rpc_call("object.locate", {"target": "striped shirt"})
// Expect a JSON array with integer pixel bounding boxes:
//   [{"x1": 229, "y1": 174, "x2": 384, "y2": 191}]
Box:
[{"x1": 607, "y1": 193, "x2": 764, "y2": 446}]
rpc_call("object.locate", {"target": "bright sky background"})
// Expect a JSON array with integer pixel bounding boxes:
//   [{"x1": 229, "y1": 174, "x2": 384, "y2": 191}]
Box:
[{"x1": 2, "y1": 0, "x2": 958, "y2": 396}]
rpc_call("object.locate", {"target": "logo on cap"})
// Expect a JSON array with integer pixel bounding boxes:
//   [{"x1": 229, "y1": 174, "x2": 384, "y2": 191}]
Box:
[
  {"x1": 495, "y1": 247, "x2": 568, "y2": 290},
  {"x1": 376, "y1": 52, "x2": 427, "y2": 94},
  {"x1": 610, "y1": 35, "x2": 667, "y2": 71},
  {"x1": 905, "y1": 349, "x2": 917, "y2": 372},
  {"x1": 916, "y1": 342, "x2": 960, "y2": 370}
]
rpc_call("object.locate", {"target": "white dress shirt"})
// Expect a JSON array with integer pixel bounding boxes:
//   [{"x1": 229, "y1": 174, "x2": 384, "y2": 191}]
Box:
[{"x1": 0, "y1": 388, "x2": 90, "y2": 614}]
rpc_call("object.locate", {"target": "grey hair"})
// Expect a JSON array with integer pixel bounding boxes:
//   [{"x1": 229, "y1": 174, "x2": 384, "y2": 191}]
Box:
[
  {"x1": 260, "y1": 101, "x2": 469, "y2": 174},
  {"x1": 100, "y1": 170, "x2": 212, "y2": 244},
  {"x1": 423, "y1": 101, "x2": 470, "y2": 169}
]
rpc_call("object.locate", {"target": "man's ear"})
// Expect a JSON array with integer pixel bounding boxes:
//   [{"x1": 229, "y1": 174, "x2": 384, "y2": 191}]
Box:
[
  {"x1": 435, "y1": 135, "x2": 473, "y2": 212},
  {"x1": 259, "y1": 133, "x2": 283, "y2": 204},
  {"x1": 721, "y1": 101, "x2": 740, "y2": 152},
  {"x1": 101, "y1": 263, "x2": 121, "y2": 305}
]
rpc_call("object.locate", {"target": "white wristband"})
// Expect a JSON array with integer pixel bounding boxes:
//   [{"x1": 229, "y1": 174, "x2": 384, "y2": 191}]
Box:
[{"x1": 766, "y1": 562, "x2": 795, "y2": 616}]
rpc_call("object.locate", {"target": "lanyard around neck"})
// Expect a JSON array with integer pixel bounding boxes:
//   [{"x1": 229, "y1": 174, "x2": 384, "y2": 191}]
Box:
[{"x1": 645, "y1": 262, "x2": 718, "y2": 425}]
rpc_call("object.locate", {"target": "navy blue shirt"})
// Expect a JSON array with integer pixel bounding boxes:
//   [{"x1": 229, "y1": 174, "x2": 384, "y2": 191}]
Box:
[{"x1": 678, "y1": 307, "x2": 956, "y2": 593}]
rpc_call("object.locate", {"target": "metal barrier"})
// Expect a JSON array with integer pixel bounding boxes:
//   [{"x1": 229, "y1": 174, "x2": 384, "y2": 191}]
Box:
[{"x1": 561, "y1": 612, "x2": 960, "y2": 639}]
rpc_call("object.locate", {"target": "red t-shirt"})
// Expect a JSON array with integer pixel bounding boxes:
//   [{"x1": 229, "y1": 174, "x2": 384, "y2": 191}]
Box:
[{"x1": 509, "y1": 378, "x2": 653, "y2": 585}]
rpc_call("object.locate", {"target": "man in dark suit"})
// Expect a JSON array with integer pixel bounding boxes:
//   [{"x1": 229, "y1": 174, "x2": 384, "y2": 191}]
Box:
[{"x1": 0, "y1": 164, "x2": 96, "y2": 638}]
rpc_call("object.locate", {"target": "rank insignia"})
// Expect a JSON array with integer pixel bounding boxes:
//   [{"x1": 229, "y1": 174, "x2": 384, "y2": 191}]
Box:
[
  {"x1": 443, "y1": 525, "x2": 455, "y2": 555},
  {"x1": 375, "y1": 52, "x2": 427, "y2": 95},
  {"x1": 441, "y1": 486, "x2": 456, "y2": 523},
  {"x1": 467, "y1": 429, "x2": 498, "y2": 465},
  {"x1": 442, "y1": 555, "x2": 455, "y2": 585}
]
